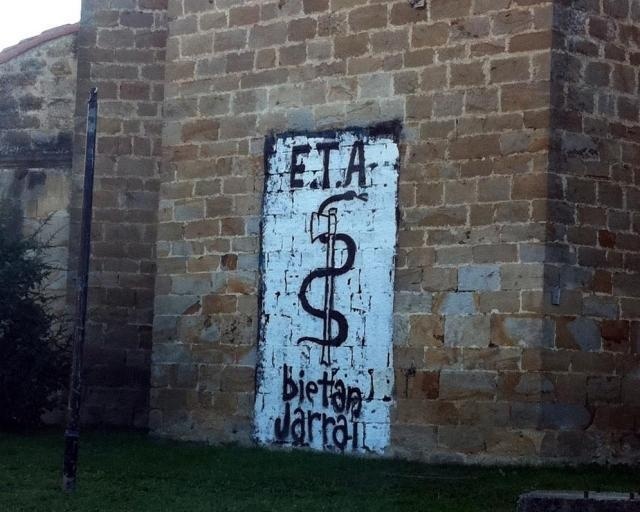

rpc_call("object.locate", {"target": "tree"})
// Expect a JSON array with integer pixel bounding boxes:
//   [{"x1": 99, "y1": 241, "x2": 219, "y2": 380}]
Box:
[{"x1": 0, "y1": 201, "x2": 70, "y2": 429}]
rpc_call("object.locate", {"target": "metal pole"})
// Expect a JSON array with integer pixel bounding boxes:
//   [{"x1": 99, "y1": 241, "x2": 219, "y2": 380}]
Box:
[{"x1": 62, "y1": 88, "x2": 98, "y2": 492}]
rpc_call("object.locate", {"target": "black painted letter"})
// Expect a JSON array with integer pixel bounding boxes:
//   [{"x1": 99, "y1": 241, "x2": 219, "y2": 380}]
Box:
[
  {"x1": 316, "y1": 141, "x2": 339, "y2": 189},
  {"x1": 290, "y1": 144, "x2": 311, "y2": 188},
  {"x1": 282, "y1": 364, "x2": 298, "y2": 401},
  {"x1": 344, "y1": 140, "x2": 365, "y2": 188}
]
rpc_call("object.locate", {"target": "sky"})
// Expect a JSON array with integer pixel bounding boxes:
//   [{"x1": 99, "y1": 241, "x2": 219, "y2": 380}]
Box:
[{"x1": 0, "y1": 0, "x2": 81, "y2": 51}]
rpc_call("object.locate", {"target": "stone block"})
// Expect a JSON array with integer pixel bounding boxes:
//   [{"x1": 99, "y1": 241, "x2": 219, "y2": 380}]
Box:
[
  {"x1": 571, "y1": 351, "x2": 616, "y2": 375},
  {"x1": 414, "y1": 206, "x2": 467, "y2": 227},
  {"x1": 473, "y1": 243, "x2": 517, "y2": 263},
  {"x1": 509, "y1": 402, "x2": 543, "y2": 429},
  {"x1": 439, "y1": 370, "x2": 496, "y2": 400},
  {"x1": 462, "y1": 347, "x2": 521, "y2": 371},
  {"x1": 214, "y1": 28, "x2": 247, "y2": 52},
  {"x1": 438, "y1": 425, "x2": 486, "y2": 454},
  {"x1": 583, "y1": 296, "x2": 618, "y2": 319},
  {"x1": 621, "y1": 378, "x2": 640, "y2": 406},
  {"x1": 394, "y1": 292, "x2": 433, "y2": 314},
  {"x1": 171, "y1": 274, "x2": 216, "y2": 299},
  {"x1": 540, "y1": 403, "x2": 592, "y2": 431},
  {"x1": 154, "y1": 295, "x2": 200, "y2": 316},
  {"x1": 395, "y1": 397, "x2": 459, "y2": 427},
  {"x1": 557, "y1": 317, "x2": 601, "y2": 351},
  {"x1": 408, "y1": 314, "x2": 444, "y2": 347},
  {"x1": 478, "y1": 291, "x2": 520, "y2": 313},
  {"x1": 197, "y1": 95, "x2": 229, "y2": 117},
  {"x1": 174, "y1": 199, "x2": 204, "y2": 221},
  {"x1": 620, "y1": 298, "x2": 640, "y2": 319},
  {"x1": 428, "y1": 256, "x2": 467, "y2": 279},
  {"x1": 506, "y1": 373, "x2": 554, "y2": 401},
  {"x1": 423, "y1": 347, "x2": 461, "y2": 371},
  {"x1": 587, "y1": 376, "x2": 621, "y2": 404},
  {"x1": 450, "y1": 62, "x2": 485, "y2": 87},
  {"x1": 203, "y1": 294, "x2": 237, "y2": 314},
  {"x1": 358, "y1": 73, "x2": 392, "y2": 99},
  {"x1": 396, "y1": 268, "x2": 422, "y2": 292},
  {"x1": 457, "y1": 400, "x2": 510, "y2": 427},
  {"x1": 613, "y1": 273, "x2": 640, "y2": 298},
  {"x1": 601, "y1": 320, "x2": 630, "y2": 352},
  {"x1": 404, "y1": 247, "x2": 436, "y2": 267},
  {"x1": 444, "y1": 315, "x2": 490, "y2": 347},
  {"x1": 393, "y1": 314, "x2": 410, "y2": 346},
  {"x1": 437, "y1": 292, "x2": 476, "y2": 315},
  {"x1": 151, "y1": 342, "x2": 193, "y2": 365},
  {"x1": 181, "y1": 120, "x2": 219, "y2": 142},
  {"x1": 220, "y1": 366, "x2": 254, "y2": 392},
  {"x1": 399, "y1": 370, "x2": 440, "y2": 399},
  {"x1": 391, "y1": 425, "x2": 438, "y2": 459},
  {"x1": 493, "y1": 316, "x2": 555, "y2": 348},
  {"x1": 486, "y1": 428, "x2": 538, "y2": 457},
  {"x1": 522, "y1": 289, "x2": 583, "y2": 316},
  {"x1": 394, "y1": 346, "x2": 425, "y2": 368},
  {"x1": 249, "y1": 22, "x2": 287, "y2": 48},
  {"x1": 458, "y1": 264, "x2": 500, "y2": 291}
]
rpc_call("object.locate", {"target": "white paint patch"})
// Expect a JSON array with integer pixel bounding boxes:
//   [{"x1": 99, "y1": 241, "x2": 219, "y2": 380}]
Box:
[{"x1": 254, "y1": 125, "x2": 399, "y2": 454}]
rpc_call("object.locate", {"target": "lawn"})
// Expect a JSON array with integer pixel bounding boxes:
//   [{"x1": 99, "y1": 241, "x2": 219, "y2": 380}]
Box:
[{"x1": 0, "y1": 431, "x2": 638, "y2": 512}]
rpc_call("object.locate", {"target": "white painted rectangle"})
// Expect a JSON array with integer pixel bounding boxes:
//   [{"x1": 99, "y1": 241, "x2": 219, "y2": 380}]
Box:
[{"x1": 254, "y1": 124, "x2": 400, "y2": 454}]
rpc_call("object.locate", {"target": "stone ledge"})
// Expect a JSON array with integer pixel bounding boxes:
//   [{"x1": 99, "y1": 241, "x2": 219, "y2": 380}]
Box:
[{"x1": 518, "y1": 491, "x2": 640, "y2": 512}]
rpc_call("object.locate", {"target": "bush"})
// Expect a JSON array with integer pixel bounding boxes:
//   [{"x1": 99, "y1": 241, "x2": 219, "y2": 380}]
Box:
[{"x1": 0, "y1": 202, "x2": 70, "y2": 429}]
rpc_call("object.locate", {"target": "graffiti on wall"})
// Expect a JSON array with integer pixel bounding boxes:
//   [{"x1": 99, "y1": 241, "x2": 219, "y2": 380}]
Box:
[{"x1": 254, "y1": 123, "x2": 400, "y2": 454}]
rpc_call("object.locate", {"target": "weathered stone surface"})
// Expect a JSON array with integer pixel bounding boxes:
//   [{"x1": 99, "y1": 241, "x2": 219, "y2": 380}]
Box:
[
  {"x1": 69, "y1": 0, "x2": 166, "y2": 426},
  {"x1": 444, "y1": 315, "x2": 490, "y2": 347},
  {"x1": 458, "y1": 265, "x2": 501, "y2": 291},
  {"x1": 390, "y1": 425, "x2": 438, "y2": 460},
  {"x1": 540, "y1": 404, "x2": 592, "y2": 431},
  {"x1": 437, "y1": 292, "x2": 476, "y2": 315},
  {"x1": 408, "y1": 314, "x2": 444, "y2": 347},
  {"x1": 151, "y1": 0, "x2": 640, "y2": 464},
  {"x1": 500, "y1": 264, "x2": 544, "y2": 291},
  {"x1": 494, "y1": 317, "x2": 556, "y2": 348},
  {"x1": 440, "y1": 370, "x2": 496, "y2": 400},
  {"x1": 583, "y1": 296, "x2": 618, "y2": 319},
  {"x1": 558, "y1": 317, "x2": 601, "y2": 351},
  {"x1": 4, "y1": 0, "x2": 637, "y2": 465},
  {"x1": 0, "y1": 29, "x2": 77, "y2": 327},
  {"x1": 438, "y1": 425, "x2": 487, "y2": 454}
]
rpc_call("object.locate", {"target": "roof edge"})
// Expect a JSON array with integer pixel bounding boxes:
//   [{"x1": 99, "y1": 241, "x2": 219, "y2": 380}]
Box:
[{"x1": 0, "y1": 23, "x2": 80, "y2": 65}]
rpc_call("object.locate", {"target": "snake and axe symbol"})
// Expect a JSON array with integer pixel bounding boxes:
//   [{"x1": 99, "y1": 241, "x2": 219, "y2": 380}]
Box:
[{"x1": 297, "y1": 191, "x2": 368, "y2": 366}]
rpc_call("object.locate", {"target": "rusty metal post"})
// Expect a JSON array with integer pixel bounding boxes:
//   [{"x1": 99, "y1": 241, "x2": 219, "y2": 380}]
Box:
[{"x1": 62, "y1": 88, "x2": 98, "y2": 492}]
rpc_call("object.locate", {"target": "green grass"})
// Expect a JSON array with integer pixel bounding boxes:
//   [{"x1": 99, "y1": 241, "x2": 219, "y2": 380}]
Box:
[{"x1": 0, "y1": 431, "x2": 637, "y2": 512}]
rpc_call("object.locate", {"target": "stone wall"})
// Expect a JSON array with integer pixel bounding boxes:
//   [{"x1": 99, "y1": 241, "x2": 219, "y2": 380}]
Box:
[
  {"x1": 542, "y1": 0, "x2": 640, "y2": 462},
  {"x1": 69, "y1": 0, "x2": 167, "y2": 427},
  {"x1": 24, "y1": 0, "x2": 631, "y2": 462},
  {"x1": 147, "y1": 0, "x2": 640, "y2": 464},
  {"x1": 0, "y1": 26, "x2": 79, "y2": 317}
]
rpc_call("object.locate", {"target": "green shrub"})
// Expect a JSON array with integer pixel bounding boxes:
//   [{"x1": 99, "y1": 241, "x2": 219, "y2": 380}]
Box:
[{"x1": 0, "y1": 202, "x2": 70, "y2": 429}]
